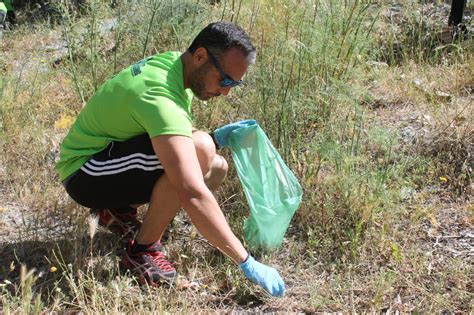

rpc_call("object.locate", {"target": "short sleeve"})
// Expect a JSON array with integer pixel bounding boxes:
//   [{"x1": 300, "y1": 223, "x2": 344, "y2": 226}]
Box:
[{"x1": 131, "y1": 89, "x2": 193, "y2": 138}]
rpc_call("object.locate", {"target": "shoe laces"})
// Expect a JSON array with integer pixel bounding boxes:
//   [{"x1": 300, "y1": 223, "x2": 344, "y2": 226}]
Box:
[{"x1": 147, "y1": 250, "x2": 175, "y2": 272}]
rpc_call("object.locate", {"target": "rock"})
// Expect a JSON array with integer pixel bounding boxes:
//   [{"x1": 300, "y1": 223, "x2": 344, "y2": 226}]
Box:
[{"x1": 435, "y1": 90, "x2": 451, "y2": 101}]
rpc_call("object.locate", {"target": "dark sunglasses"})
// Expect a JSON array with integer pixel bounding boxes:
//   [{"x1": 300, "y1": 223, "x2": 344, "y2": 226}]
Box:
[{"x1": 205, "y1": 48, "x2": 243, "y2": 88}]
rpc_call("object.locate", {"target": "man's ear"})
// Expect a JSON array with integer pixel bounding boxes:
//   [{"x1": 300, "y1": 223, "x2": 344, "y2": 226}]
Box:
[{"x1": 193, "y1": 47, "x2": 208, "y2": 66}]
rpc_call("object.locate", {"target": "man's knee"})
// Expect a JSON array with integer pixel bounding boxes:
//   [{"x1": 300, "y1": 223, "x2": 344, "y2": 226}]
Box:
[
  {"x1": 192, "y1": 130, "x2": 228, "y2": 190},
  {"x1": 205, "y1": 155, "x2": 228, "y2": 191},
  {"x1": 192, "y1": 130, "x2": 216, "y2": 175}
]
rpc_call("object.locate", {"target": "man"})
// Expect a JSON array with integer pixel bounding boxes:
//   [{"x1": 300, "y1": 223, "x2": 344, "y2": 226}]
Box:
[
  {"x1": 440, "y1": 0, "x2": 468, "y2": 43},
  {"x1": 0, "y1": 1, "x2": 6, "y2": 32},
  {"x1": 56, "y1": 21, "x2": 285, "y2": 297},
  {"x1": 448, "y1": 0, "x2": 466, "y2": 29},
  {"x1": 2, "y1": 0, "x2": 14, "y2": 28}
]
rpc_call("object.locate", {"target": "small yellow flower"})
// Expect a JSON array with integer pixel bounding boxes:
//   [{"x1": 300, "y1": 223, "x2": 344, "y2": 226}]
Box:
[
  {"x1": 50, "y1": 266, "x2": 58, "y2": 273},
  {"x1": 439, "y1": 177, "x2": 448, "y2": 182},
  {"x1": 54, "y1": 115, "x2": 75, "y2": 130}
]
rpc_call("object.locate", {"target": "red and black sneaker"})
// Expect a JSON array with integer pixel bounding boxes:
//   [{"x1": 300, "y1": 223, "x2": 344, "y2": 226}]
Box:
[
  {"x1": 121, "y1": 239, "x2": 177, "y2": 285},
  {"x1": 90, "y1": 207, "x2": 142, "y2": 239}
]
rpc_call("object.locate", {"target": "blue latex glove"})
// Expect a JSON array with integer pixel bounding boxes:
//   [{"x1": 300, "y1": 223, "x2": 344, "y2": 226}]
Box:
[
  {"x1": 239, "y1": 255, "x2": 285, "y2": 297},
  {"x1": 213, "y1": 119, "x2": 257, "y2": 148}
]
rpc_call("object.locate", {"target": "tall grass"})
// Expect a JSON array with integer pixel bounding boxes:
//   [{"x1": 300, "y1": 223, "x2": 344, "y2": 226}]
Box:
[
  {"x1": 213, "y1": 1, "x2": 398, "y2": 259},
  {"x1": 373, "y1": 1, "x2": 472, "y2": 65},
  {"x1": 1, "y1": 0, "x2": 472, "y2": 312}
]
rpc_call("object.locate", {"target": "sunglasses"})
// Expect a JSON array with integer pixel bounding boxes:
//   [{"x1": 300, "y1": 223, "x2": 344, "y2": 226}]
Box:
[{"x1": 205, "y1": 48, "x2": 243, "y2": 88}]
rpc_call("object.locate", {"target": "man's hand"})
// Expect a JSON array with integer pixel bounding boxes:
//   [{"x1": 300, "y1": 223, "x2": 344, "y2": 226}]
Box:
[
  {"x1": 239, "y1": 255, "x2": 285, "y2": 297},
  {"x1": 213, "y1": 119, "x2": 256, "y2": 148}
]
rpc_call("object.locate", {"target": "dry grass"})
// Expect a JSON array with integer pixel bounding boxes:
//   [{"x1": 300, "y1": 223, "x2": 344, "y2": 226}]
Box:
[
  {"x1": 367, "y1": 61, "x2": 473, "y2": 198},
  {"x1": 0, "y1": 0, "x2": 472, "y2": 313}
]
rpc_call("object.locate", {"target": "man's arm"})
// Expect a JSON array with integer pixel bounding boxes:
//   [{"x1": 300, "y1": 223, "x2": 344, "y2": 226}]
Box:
[{"x1": 151, "y1": 134, "x2": 248, "y2": 264}]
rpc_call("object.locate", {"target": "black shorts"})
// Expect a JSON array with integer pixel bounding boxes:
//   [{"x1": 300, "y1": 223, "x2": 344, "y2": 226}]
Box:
[{"x1": 64, "y1": 134, "x2": 164, "y2": 209}]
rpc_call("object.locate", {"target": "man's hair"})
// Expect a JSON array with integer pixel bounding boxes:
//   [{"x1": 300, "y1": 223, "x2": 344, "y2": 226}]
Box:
[{"x1": 188, "y1": 21, "x2": 256, "y2": 65}]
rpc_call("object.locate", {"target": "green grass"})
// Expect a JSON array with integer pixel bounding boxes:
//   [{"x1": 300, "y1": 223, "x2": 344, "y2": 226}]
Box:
[{"x1": 0, "y1": 0, "x2": 472, "y2": 312}]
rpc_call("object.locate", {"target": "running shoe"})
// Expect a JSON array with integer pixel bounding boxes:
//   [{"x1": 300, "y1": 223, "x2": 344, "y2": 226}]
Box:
[{"x1": 121, "y1": 239, "x2": 177, "y2": 285}]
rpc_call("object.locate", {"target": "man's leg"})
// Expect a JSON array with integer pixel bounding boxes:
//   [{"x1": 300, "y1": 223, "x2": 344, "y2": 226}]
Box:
[
  {"x1": 122, "y1": 131, "x2": 227, "y2": 284},
  {"x1": 448, "y1": 0, "x2": 466, "y2": 28},
  {"x1": 135, "y1": 131, "x2": 227, "y2": 244},
  {"x1": 64, "y1": 134, "x2": 165, "y2": 240}
]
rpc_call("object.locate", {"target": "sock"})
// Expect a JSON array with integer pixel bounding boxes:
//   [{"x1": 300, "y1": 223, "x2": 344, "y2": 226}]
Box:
[{"x1": 130, "y1": 241, "x2": 152, "y2": 255}]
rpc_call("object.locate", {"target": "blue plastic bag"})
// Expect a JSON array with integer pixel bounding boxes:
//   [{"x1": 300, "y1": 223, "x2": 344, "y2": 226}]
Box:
[{"x1": 228, "y1": 124, "x2": 303, "y2": 250}]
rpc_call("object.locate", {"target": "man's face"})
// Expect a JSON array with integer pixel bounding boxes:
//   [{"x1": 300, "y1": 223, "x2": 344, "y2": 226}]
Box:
[{"x1": 189, "y1": 47, "x2": 249, "y2": 101}]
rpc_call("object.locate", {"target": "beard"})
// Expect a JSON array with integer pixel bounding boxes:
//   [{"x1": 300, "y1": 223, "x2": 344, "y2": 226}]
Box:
[{"x1": 189, "y1": 62, "x2": 214, "y2": 101}]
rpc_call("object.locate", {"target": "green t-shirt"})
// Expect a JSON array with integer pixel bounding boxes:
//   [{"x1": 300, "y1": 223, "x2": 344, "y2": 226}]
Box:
[
  {"x1": 55, "y1": 51, "x2": 194, "y2": 181},
  {"x1": 0, "y1": 2, "x2": 7, "y2": 12}
]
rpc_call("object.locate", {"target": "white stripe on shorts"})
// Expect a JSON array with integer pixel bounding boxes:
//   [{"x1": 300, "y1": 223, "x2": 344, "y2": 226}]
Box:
[
  {"x1": 86, "y1": 153, "x2": 157, "y2": 166},
  {"x1": 80, "y1": 152, "x2": 163, "y2": 176},
  {"x1": 81, "y1": 163, "x2": 163, "y2": 176},
  {"x1": 85, "y1": 158, "x2": 160, "y2": 171}
]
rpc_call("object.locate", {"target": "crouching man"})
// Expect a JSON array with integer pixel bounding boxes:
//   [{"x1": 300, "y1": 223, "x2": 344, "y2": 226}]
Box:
[{"x1": 56, "y1": 21, "x2": 285, "y2": 297}]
